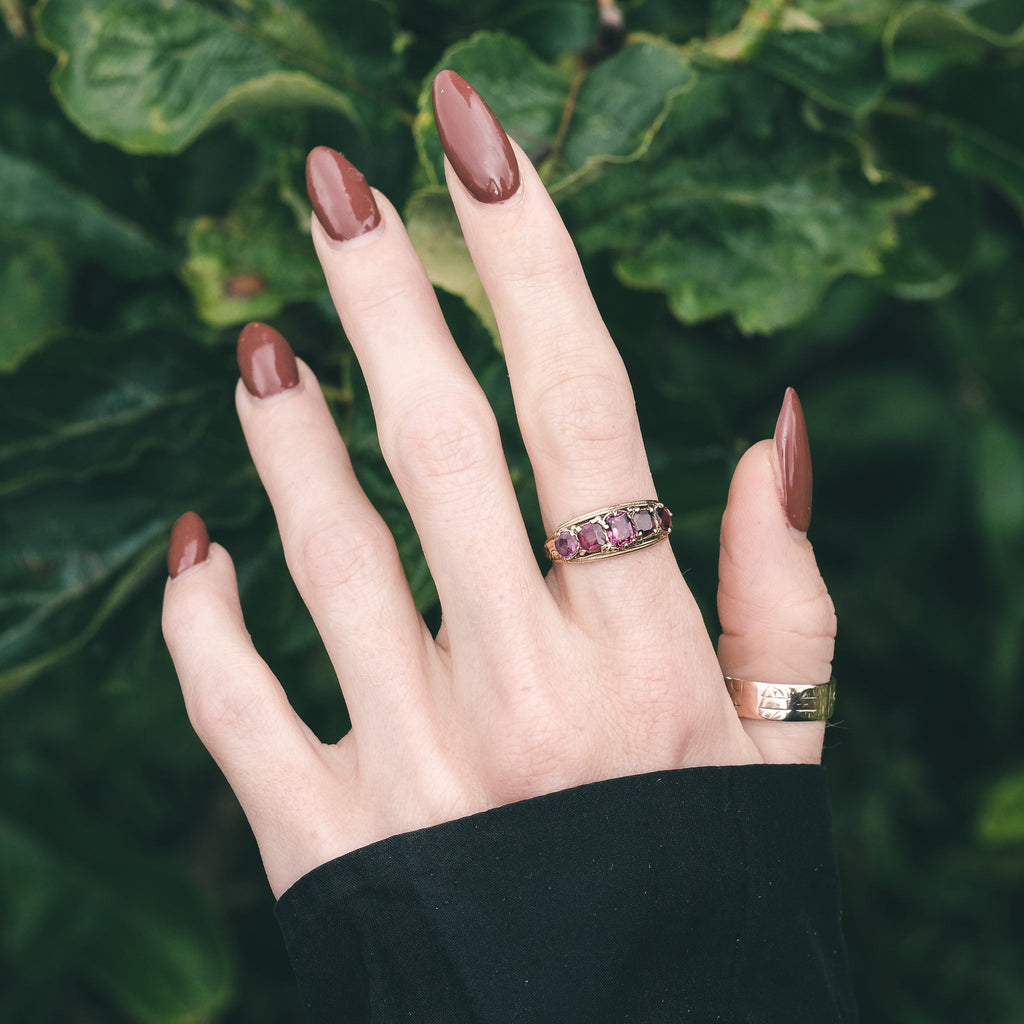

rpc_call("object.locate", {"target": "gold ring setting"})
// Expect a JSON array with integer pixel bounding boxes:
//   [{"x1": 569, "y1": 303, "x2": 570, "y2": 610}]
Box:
[{"x1": 544, "y1": 500, "x2": 672, "y2": 564}]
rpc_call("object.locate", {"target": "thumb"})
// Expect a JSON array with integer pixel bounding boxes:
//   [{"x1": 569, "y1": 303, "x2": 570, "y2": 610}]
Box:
[{"x1": 717, "y1": 388, "x2": 836, "y2": 764}]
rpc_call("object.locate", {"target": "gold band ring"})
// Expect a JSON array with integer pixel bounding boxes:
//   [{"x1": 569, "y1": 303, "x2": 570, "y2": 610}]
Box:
[{"x1": 725, "y1": 677, "x2": 836, "y2": 722}]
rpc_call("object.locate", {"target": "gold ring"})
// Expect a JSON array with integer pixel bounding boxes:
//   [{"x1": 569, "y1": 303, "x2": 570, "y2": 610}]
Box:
[
  {"x1": 725, "y1": 677, "x2": 836, "y2": 722},
  {"x1": 544, "y1": 500, "x2": 671, "y2": 563}
]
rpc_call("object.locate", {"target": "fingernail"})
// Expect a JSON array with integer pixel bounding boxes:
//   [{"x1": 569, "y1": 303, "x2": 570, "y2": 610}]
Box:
[
  {"x1": 774, "y1": 387, "x2": 813, "y2": 533},
  {"x1": 237, "y1": 322, "x2": 300, "y2": 398},
  {"x1": 168, "y1": 511, "x2": 210, "y2": 578},
  {"x1": 305, "y1": 146, "x2": 381, "y2": 242},
  {"x1": 432, "y1": 70, "x2": 520, "y2": 204}
]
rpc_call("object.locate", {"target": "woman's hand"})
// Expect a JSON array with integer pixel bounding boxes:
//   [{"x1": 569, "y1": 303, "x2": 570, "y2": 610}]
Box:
[{"x1": 162, "y1": 72, "x2": 835, "y2": 899}]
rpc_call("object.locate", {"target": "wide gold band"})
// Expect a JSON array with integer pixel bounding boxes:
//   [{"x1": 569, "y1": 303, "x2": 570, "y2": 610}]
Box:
[{"x1": 725, "y1": 677, "x2": 836, "y2": 722}]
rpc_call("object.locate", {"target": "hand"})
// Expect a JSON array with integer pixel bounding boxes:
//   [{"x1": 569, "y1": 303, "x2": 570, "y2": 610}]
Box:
[{"x1": 162, "y1": 72, "x2": 835, "y2": 898}]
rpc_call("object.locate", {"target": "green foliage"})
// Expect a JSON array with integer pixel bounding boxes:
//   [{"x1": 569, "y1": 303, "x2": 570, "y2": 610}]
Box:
[{"x1": 0, "y1": 0, "x2": 1022, "y2": 1020}]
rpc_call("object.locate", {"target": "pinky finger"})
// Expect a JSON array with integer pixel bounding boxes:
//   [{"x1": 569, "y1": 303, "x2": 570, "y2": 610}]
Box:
[{"x1": 161, "y1": 513, "x2": 320, "y2": 814}]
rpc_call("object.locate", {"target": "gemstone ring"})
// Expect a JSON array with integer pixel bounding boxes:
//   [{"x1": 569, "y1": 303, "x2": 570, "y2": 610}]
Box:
[{"x1": 544, "y1": 501, "x2": 672, "y2": 564}]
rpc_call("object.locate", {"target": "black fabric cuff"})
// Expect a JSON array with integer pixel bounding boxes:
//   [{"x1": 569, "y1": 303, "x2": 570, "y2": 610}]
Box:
[{"x1": 275, "y1": 764, "x2": 857, "y2": 1023}]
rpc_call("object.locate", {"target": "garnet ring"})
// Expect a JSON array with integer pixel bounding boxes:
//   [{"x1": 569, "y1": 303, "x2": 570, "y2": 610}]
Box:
[{"x1": 544, "y1": 501, "x2": 672, "y2": 564}]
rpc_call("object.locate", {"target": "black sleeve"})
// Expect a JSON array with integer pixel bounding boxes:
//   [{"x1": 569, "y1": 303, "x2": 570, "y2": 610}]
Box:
[{"x1": 274, "y1": 764, "x2": 857, "y2": 1023}]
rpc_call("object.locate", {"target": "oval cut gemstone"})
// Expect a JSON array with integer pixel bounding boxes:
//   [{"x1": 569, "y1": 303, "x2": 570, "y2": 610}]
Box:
[
  {"x1": 606, "y1": 511, "x2": 635, "y2": 548},
  {"x1": 554, "y1": 530, "x2": 580, "y2": 559},
  {"x1": 631, "y1": 508, "x2": 655, "y2": 535},
  {"x1": 578, "y1": 521, "x2": 607, "y2": 552},
  {"x1": 657, "y1": 505, "x2": 672, "y2": 531}
]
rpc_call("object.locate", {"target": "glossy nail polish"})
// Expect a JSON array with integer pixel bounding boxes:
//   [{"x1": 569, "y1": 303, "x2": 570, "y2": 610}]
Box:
[
  {"x1": 775, "y1": 387, "x2": 813, "y2": 533},
  {"x1": 305, "y1": 146, "x2": 381, "y2": 242},
  {"x1": 168, "y1": 511, "x2": 210, "y2": 578},
  {"x1": 237, "y1": 322, "x2": 299, "y2": 398},
  {"x1": 432, "y1": 70, "x2": 520, "y2": 203}
]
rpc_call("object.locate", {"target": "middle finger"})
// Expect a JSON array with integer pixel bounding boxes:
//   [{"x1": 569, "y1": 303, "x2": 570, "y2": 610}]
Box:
[{"x1": 305, "y1": 147, "x2": 550, "y2": 640}]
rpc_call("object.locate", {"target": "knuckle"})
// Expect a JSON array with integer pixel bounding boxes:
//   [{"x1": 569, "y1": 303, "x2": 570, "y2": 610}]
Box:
[
  {"x1": 295, "y1": 513, "x2": 395, "y2": 596},
  {"x1": 530, "y1": 368, "x2": 641, "y2": 460},
  {"x1": 186, "y1": 676, "x2": 258, "y2": 747},
  {"x1": 388, "y1": 396, "x2": 499, "y2": 491}
]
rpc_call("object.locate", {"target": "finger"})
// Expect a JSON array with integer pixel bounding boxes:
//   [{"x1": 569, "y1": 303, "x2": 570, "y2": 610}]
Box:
[
  {"x1": 233, "y1": 324, "x2": 430, "y2": 735},
  {"x1": 431, "y1": 72, "x2": 658, "y2": 549},
  {"x1": 716, "y1": 390, "x2": 836, "y2": 764},
  {"x1": 161, "y1": 515, "x2": 322, "y2": 823},
  {"x1": 304, "y1": 146, "x2": 550, "y2": 640}
]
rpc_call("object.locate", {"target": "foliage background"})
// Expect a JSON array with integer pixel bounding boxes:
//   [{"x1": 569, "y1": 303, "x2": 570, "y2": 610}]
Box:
[{"x1": 2, "y1": 0, "x2": 1023, "y2": 1020}]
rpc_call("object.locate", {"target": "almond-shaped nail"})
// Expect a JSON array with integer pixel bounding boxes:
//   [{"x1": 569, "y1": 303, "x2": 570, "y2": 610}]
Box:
[
  {"x1": 305, "y1": 146, "x2": 381, "y2": 242},
  {"x1": 168, "y1": 511, "x2": 209, "y2": 578},
  {"x1": 775, "y1": 387, "x2": 813, "y2": 533},
  {"x1": 238, "y1": 322, "x2": 299, "y2": 398},
  {"x1": 432, "y1": 70, "x2": 520, "y2": 203}
]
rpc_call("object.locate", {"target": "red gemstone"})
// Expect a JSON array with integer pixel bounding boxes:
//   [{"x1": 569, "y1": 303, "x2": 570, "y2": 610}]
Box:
[
  {"x1": 554, "y1": 530, "x2": 579, "y2": 559},
  {"x1": 606, "y1": 511, "x2": 635, "y2": 547},
  {"x1": 631, "y1": 508, "x2": 655, "y2": 535},
  {"x1": 657, "y1": 505, "x2": 672, "y2": 531},
  {"x1": 578, "y1": 521, "x2": 607, "y2": 552}
]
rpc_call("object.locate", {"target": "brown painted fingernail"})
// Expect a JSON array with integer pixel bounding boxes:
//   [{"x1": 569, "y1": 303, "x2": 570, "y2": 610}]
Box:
[
  {"x1": 305, "y1": 146, "x2": 381, "y2": 242},
  {"x1": 168, "y1": 511, "x2": 210, "y2": 578},
  {"x1": 432, "y1": 70, "x2": 520, "y2": 204},
  {"x1": 237, "y1": 322, "x2": 299, "y2": 398},
  {"x1": 774, "y1": 387, "x2": 813, "y2": 533}
]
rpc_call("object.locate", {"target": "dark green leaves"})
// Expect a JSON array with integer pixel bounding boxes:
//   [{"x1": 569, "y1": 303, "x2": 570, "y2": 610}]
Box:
[
  {"x1": 565, "y1": 69, "x2": 929, "y2": 332},
  {"x1": 34, "y1": 0, "x2": 375, "y2": 154},
  {"x1": 0, "y1": 810, "x2": 232, "y2": 1022},
  {"x1": 5, "y1": 1, "x2": 1024, "y2": 1021},
  {"x1": 0, "y1": 146, "x2": 167, "y2": 275}
]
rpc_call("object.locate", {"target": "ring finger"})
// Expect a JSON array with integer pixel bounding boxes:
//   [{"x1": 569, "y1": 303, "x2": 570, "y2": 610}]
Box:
[{"x1": 431, "y1": 71, "x2": 662, "y2": 571}]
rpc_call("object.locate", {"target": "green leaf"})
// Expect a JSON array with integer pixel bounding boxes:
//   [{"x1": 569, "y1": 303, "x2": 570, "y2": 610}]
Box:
[
  {"x1": 0, "y1": 237, "x2": 69, "y2": 372},
  {"x1": 0, "y1": 146, "x2": 168, "y2": 276},
  {"x1": 554, "y1": 39, "x2": 695, "y2": 185},
  {"x1": 34, "y1": 0, "x2": 361, "y2": 154},
  {"x1": 0, "y1": 330, "x2": 254, "y2": 693},
  {"x1": 232, "y1": 0, "x2": 401, "y2": 89},
  {"x1": 0, "y1": 331, "x2": 224, "y2": 497},
  {"x1": 404, "y1": 187, "x2": 499, "y2": 343},
  {"x1": 885, "y1": 2, "x2": 1024, "y2": 83},
  {"x1": 754, "y1": 21, "x2": 890, "y2": 116},
  {"x1": 181, "y1": 182, "x2": 324, "y2": 328},
  {"x1": 565, "y1": 70, "x2": 929, "y2": 333}
]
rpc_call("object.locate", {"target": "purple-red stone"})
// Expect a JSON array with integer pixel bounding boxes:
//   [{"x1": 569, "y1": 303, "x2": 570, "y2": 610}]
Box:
[
  {"x1": 554, "y1": 530, "x2": 579, "y2": 559},
  {"x1": 631, "y1": 508, "x2": 655, "y2": 535},
  {"x1": 606, "y1": 511, "x2": 635, "y2": 548},
  {"x1": 578, "y1": 521, "x2": 607, "y2": 553},
  {"x1": 657, "y1": 505, "x2": 672, "y2": 531}
]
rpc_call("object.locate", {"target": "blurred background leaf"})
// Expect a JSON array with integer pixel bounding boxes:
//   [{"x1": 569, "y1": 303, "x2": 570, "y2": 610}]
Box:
[{"x1": 1, "y1": 0, "x2": 1023, "y2": 1020}]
